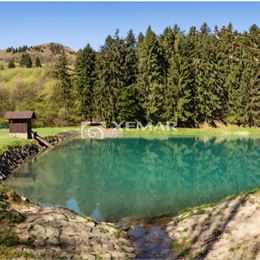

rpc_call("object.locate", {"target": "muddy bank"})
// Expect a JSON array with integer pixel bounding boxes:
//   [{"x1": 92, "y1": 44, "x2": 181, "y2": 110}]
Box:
[
  {"x1": 0, "y1": 131, "x2": 79, "y2": 183},
  {"x1": 0, "y1": 190, "x2": 135, "y2": 259}
]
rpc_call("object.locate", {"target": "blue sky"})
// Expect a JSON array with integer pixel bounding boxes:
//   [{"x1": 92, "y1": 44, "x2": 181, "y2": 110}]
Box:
[{"x1": 0, "y1": 2, "x2": 259, "y2": 51}]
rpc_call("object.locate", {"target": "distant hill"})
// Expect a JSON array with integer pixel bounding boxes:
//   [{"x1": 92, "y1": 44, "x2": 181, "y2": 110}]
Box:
[{"x1": 0, "y1": 43, "x2": 77, "y2": 66}]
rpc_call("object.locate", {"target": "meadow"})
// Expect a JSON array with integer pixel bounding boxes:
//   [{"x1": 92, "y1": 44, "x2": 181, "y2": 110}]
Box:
[
  {"x1": 0, "y1": 127, "x2": 78, "y2": 154},
  {"x1": 123, "y1": 125, "x2": 260, "y2": 138}
]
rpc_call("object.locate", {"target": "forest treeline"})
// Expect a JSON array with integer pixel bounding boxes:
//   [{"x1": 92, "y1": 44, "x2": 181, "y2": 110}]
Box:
[
  {"x1": 69, "y1": 23, "x2": 260, "y2": 127},
  {"x1": 1, "y1": 23, "x2": 259, "y2": 127}
]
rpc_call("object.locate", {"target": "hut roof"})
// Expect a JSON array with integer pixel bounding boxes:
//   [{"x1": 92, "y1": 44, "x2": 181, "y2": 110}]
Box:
[{"x1": 4, "y1": 111, "x2": 36, "y2": 120}]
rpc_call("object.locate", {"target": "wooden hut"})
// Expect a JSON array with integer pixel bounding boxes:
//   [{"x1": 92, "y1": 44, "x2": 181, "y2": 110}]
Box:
[{"x1": 4, "y1": 111, "x2": 36, "y2": 139}]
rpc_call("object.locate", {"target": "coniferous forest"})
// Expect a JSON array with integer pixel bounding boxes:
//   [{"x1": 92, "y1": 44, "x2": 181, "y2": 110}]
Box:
[
  {"x1": 1, "y1": 23, "x2": 259, "y2": 127},
  {"x1": 72, "y1": 23, "x2": 260, "y2": 127}
]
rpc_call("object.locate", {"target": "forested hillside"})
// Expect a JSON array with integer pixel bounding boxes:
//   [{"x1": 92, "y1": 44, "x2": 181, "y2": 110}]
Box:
[
  {"x1": 0, "y1": 43, "x2": 76, "y2": 66},
  {"x1": 0, "y1": 67, "x2": 78, "y2": 126},
  {"x1": 0, "y1": 23, "x2": 259, "y2": 127}
]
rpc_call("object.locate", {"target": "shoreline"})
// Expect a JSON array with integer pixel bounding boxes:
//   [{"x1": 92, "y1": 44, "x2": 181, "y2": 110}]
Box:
[
  {"x1": 0, "y1": 130, "x2": 79, "y2": 183},
  {"x1": 0, "y1": 130, "x2": 137, "y2": 258},
  {"x1": 1, "y1": 130, "x2": 260, "y2": 258},
  {"x1": 1, "y1": 187, "x2": 259, "y2": 259},
  {"x1": 166, "y1": 189, "x2": 260, "y2": 259},
  {"x1": 0, "y1": 190, "x2": 135, "y2": 259}
]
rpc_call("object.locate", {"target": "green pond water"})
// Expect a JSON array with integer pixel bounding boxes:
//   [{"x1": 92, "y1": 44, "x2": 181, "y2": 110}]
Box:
[{"x1": 9, "y1": 137, "x2": 260, "y2": 221}]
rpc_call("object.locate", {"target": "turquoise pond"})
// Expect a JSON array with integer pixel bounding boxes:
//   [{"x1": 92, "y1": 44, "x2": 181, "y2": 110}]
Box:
[{"x1": 9, "y1": 137, "x2": 260, "y2": 221}]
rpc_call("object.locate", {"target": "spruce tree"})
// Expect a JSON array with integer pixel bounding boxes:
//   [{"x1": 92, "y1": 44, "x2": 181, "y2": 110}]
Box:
[
  {"x1": 54, "y1": 49, "x2": 72, "y2": 110},
  {"x1": 163, "y1": 34, "x2": 193, "y2": 125},
  {"x1": 215, "y1": 25, "x2": 234, "y2": 123},
  {"x1": 246, "y1": 24, "x2": 260, "y2": 126},
  {"x1": 192, "y1": 23, "x2": 222, "y2": 125},
  {"x1": 117, "y1": 84, "x2": 138, "y2": 122},
  {"x1": 35, "y1": 56, "x2": 42, "y2": 67},
  {"x1": 224, "y1": 27, "x2": 248, "y2": 125},
  {"x1": 137, "y1": 26, "x2": 165, "y2": 122},
  {"x1": 238, "y1": 24, "x2": 260, "y2": 126},
  {"x1": 160, "y1": 26, "x2": 175, "y2": 77},
  {"x1": 93, "y1": 32, "x2": 125, "y2": 123},
  {"x1": 159, "y1": 24, "x2": 181, "y2": 87},
  {"x1": 75, "y1": 44, "x2": 96, "y2": 120},
  {"x1": 117, "y1": 30, "x2": 139, "y2": 122}
]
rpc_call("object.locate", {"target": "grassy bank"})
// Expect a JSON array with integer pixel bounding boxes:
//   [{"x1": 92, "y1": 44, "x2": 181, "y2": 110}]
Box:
[
  {"x1": 32, "y1": 126, "x2": 79, "y2": 137},
  {"x1": 0, "y1": 127, "x2": 79, "y2": 154},
  {"x1": 1, "y1": 125, "x2": 259, "y2": 154},
  {"x1": 123, "y1": 125, "x2": 260, "y2": 138}
]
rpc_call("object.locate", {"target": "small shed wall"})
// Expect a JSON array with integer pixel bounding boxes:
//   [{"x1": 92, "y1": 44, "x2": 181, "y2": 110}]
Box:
[{"x1": 9, "y1": 119, "x2": 31, "y2": 138}]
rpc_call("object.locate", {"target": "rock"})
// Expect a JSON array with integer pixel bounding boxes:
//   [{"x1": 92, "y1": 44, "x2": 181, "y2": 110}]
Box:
[
  {"x1": 123, "y1": 246, "x2": 135, "y2": 253},
  {"x1": 86, "y1": 221, "x2": 96, "y2": 228},
  {"x1": 0, "y1": 191, "x2": 135, "y2": 259},
  {"x1": 81, "y1": 254, "x2": 96, "y2": 260},
  {"x1": 21, "y1": 196, "x2": 29, "y2": 202},
  {"x1": 0, "y1": 144, "x2": 40, "y2": 181},
  {"x1": 111, "y1": 251, "x2": 128, "y2": 259},
  {"x1": 100, "y1": 253, "x2": 112, "y2": 259},
  {"x1": 126, "y1": 253, "x2": 136, "y2": 258}
]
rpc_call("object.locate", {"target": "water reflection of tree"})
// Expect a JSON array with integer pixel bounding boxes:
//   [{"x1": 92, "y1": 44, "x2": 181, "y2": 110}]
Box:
[{"x1": 12, "y1": 138, "x2": 260, "y2": 220}]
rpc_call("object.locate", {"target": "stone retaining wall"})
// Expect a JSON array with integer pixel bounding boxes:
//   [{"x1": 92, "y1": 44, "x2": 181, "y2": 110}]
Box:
[
  {"x1": 43, "y1": 130, "x2": 79, "y2": 146},
  {"x1": 0, "y1": 144, "x2": 40, "y2": 182},
  {"x1": 0, "y1": 130, "x2": 79, "y2": 182}
]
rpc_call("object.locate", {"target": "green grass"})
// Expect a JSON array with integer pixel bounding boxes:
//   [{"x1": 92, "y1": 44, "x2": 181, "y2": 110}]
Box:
[
  {"x1": 0, "y1": 129, "x2": 33, "y2": 154},
  {"x1": 32, "y1": 126, "x2": 79, "y2": 137},
  {"x1": 0, "y1": 245, "x2": 31, "y2": 258},
  {"x1": 123, "y1": 125, "x2": 260, "y2": 138},
  {"x1": 0, "y1": 127, "x2": 79, "y2": 155}
]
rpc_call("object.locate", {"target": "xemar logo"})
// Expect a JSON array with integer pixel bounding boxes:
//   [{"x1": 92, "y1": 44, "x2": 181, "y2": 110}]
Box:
[{"x1": 81, "y1": 121, "x2": 178, "y2": 139}]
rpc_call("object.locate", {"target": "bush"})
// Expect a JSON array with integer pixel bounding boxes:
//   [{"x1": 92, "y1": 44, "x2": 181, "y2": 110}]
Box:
[
  {"x1": 7, "y1": 59, "x2": 15, "y2": 69},
  {"x1": 35, "y1": 56, "x2": 42, "y2": 67},
  {"x1": 19, "y1": 54, "x2": 32, "y2": 68},
  {"x1": 0, "y1": 62, "x2": 5, "y2": 70},
  {"x1": 50, "y1": 43, "x2": 64, "y2": 55},
  {"x1": 0, "y1": 118, "x2": 8, "y2": 127}
]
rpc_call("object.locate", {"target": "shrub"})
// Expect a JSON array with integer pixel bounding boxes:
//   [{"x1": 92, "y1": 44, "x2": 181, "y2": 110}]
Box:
[
  {"x1": 7, "y1": 59, "x2": 15, "y2": 69},
  {"x1": 0, "y1": 62, "x2": 5, "y2": 70},
  {"x1": 19, "y1": 54, "x2": 32, "y2": 68}
]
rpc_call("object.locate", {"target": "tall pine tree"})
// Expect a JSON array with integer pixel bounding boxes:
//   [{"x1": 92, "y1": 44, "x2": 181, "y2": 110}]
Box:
[
  {"x1": 75, "y1": 44, "x2": 96, "y2": 120},
  {"x1": 193, "y1": 23, "x2": 222, "y2": 125},
  {"x1": 93, "y1": 31, "x2": 125, "y2": 123},
  {"x1": 54, "y1": 49, "x2": 72, "y2": 111},
  {"x1": 163, "y1": 33, "x2": 193, "y2": 125},
  {"x1": 137, "y1": 26, "x2": 165, "y2": 122},
  {"x1": 117, "y1": 30, "x2": 139, "y2": 122}
]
